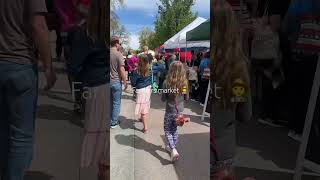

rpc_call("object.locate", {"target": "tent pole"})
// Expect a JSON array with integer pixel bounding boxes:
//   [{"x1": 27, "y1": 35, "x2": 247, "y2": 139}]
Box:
[{"x1": 201, "y1": 81, "x2": 210, "y2": 121}]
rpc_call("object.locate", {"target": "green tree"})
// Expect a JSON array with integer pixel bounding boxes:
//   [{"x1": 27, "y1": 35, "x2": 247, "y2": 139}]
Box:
[
  {"x1": 153, "y1": 0, "x2": 197, "y2": 46},
  {"x1": 110, "y1": 0, "x2": 124, "y2": 35},
  {"x1": 138, "y1": 27, "x2": 156, "y2": 50},
  {"x1": 110, "y1": 0, "x2": 130, "y2": 47}
]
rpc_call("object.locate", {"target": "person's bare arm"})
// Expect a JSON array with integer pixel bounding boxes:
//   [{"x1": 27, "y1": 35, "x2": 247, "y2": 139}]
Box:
[
  {"x1": 31, "y1": 15, "x2": 51, "y2": 69},
  {"x1": 31, "y1": 14, "x2": 56, "y2": 90},
  {"x1": 120, "y1": 66, "x2": 128, "y2": 89}
]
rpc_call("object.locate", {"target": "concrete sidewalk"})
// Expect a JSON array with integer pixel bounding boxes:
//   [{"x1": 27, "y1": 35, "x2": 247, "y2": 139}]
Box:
[
  {"x1": 234, "y1": 120, "x2": 320, "y2": 180},
  {"x1": 26, "y1": 62, "x2": 97, "y2": 180},
  {"x1": 110, "y1": 89, "x2": 210, "y2": 180}
]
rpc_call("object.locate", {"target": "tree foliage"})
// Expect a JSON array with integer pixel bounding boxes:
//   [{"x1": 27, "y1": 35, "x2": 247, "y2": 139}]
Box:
[
  {"x1": 138, "y1": 27, "x2": 156, "y2": 50},
  {"x1": 138, "y1": 0, "x2": 197, "y2": 50},
  {"x1": 110, "y1": 0, "x2": 130, "y2": 47},
  {"x1": 153, "y1": 0, "x2": 197, "y2": 47}
]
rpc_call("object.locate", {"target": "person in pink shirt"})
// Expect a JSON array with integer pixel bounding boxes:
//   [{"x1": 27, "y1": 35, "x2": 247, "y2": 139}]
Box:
[
  {"x1": 127, "y1": 50, "x2": 138, "y2": 80},
  {"x1": 54, "y1": 0, "x2": 81, "y2": 33},
  {"x1": 54, "y1": 0, "x2": 90, "y2": 112}
]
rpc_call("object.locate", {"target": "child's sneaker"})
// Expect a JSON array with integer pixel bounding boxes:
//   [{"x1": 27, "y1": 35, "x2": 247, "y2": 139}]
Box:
[
  {"x1": 171, "y1": 148, "x2": 180, "y2": 162},
  {"x1": 165, "y1": 145, "x2": 171, "y2": 153}
]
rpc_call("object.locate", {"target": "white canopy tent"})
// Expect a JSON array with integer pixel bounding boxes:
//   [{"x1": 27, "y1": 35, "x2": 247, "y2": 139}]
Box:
[{"x1": 163, "y1": 17, "x2": 209, "y2": 49}]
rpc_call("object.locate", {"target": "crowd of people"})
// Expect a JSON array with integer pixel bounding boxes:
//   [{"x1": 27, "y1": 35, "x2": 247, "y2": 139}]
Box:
[
  {"x1": 211, "y1": 0, "x2": 319, "y2": 179},
  {"x1": 110, "y1": 41, "x2": 209, "y2": 162},
  {"x1": 0, "y1": 0, "x2": 318, "y2": 179}
]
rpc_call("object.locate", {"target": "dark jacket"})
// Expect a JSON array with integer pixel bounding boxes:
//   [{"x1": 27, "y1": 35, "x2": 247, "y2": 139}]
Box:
[
  {"x1": 131, "y1": 64, "x2": 164, "y2": 89},
  {"x1": 131, "y1": 71, "x2": 152, "y2": 89},
  {"x1": 68, "y1": 27, "x2": 109, "y2": 87},
  {"x1": 161, "y1": 83, "x2": 189, "y2": 113}
]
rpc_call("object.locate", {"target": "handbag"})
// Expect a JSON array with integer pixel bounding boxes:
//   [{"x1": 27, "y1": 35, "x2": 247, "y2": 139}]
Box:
[
  {"x1": 188, "y1": 61, "x2": 198, "y2": 81},
  {"x1": 202, "y1": 67, "x2": 210, "y2": 80},
  {"x1": 151, "y1": 67, "x2": 158, "y2": 93},
  {"x1": 293, "y1": 4, "x2": 320, "y2": 59},
  {"x1": 174, "y1": 97, "x2": 190, "y2": 127},
  {"x1": 251, "y1": 0, "x2": 280, "y2": 61}
]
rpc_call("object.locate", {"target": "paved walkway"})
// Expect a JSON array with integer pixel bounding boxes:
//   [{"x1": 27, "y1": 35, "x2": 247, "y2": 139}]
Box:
[
  {"x1": 234, "y1": 120, "x2": 320, "y2": 180},
  {"x1": 26, "y1": 62, "x2": 97, "y2": 180},
  {"x1": 110, "y1": 88, "x2": 211, "y2": 180}
]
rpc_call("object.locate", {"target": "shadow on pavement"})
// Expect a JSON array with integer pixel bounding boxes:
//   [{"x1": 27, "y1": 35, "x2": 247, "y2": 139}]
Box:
[
  {"x1": 39, "y1": 66, "x2": 67, "y2": 74},
  {"x1": 186, "y1": 114, "x2": 210, "y2": 128},
  {"x1": 115, "y1": 134, "x2": 172, "y2": 165},
  {"x1": 39, "y1": 91, "x2": 74, "y2": 104},
  {"x1": 236, "y1": 120, "x2": 299, "y2": 171},
  {"x1": 24, "y1": 171, "x2": 54, "y2": 180},
  {"x1": 184, "y1": 100, "x2": 208, "y2": 115},
  {"x1": 39, "y1": 89, "x2": 70, "y2": 95},
  {"x1": 161, "y1": 132, "x2": 210, "y2": 180},
  {"x1": 118, "y1": 116, "x2": 143, "y2": 133},
  {"x1": 122, "y1": 93, "x2": 210, "y2": 128},
  {"x1": 37, "y1": 104, "x2": 83, "y2": 127},
  {"x1": 236, "y1": 166, "x2": 320, "y2": 180}
]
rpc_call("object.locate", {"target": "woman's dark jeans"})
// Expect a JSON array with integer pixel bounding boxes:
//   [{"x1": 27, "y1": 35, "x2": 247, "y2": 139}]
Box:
[
  {"x1": 0, "y1": 60, "x2": 38, "y2": 180},
  {"x1": 199, "y1": 79, "x2": 209, "y2": 104}
]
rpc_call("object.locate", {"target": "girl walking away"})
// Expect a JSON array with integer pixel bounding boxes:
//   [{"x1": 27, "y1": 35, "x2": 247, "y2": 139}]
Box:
[
  {"x1": 68, "y1": 0, "x2": 109, "y2": 179},
  {"x1": 161, "y1": 61, "x2": 189, "y2": 162},
  {"x1": 131, "y1": 55, "x2": 153, "y2": 133},
  {"x1": 211, "y1": 0, "x2": 254, "y2": 179}
]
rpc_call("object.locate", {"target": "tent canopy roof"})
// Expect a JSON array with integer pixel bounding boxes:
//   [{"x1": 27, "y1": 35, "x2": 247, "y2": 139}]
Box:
[
  {"x1": 164, "y1": 17, "x2": 209, "y2": 49},
  {"x1": 186, "y1": 19, "x2": 210, "y2": 42}
]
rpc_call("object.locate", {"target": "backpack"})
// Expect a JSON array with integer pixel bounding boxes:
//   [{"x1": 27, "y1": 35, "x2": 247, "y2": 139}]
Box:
[
  {"x1": 202, "y1": 67, "x2": 210, "y2": 80},
  {"x1": 293, "y1": 8, "x2": 320, "y2": 59},
  {"x1": 251, "y1": 0, "x2": 280, "y2": 61}
]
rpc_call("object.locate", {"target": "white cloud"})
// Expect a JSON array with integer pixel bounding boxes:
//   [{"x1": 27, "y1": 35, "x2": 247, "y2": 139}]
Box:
[
  {"x1": 128, "y1": 34, "x2": 140, "y2": 50},
  {"x1": 125, "y1": 24, "x2": 154, "y2": 34},
  {"x1": 123, "y1": 0, "x2": 159, "y2": 13}
]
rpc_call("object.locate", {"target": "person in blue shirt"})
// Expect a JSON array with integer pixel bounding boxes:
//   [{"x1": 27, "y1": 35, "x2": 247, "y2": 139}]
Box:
[
  {"x1": 152, "y1": 59, "x2": 166, "y2": 87},
  {"x1": 284, "y1": 0, "x2": 320, "y2": 141},
  {"x1": 199, "y1": 51, "x2": 210, "y2": 104},
  {"x1": 285, "y1": 0, "x2": 319, "y2": 45},
  {"x1": 199, "y1": 51, "x2": 210, "y2": 77}
]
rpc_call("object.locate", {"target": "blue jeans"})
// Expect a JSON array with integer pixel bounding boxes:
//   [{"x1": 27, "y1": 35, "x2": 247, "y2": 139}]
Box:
[
  {"x1": 0, "y1": 61, "x2": 38, "y2": 180},
  {"x1": 110, "y1": 81, "x2": 122, "y2": 126}
]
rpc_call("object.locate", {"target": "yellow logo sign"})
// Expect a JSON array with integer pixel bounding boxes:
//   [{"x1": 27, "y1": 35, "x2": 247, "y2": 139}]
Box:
[
  {"x1": 231, "y1": 78, "x2": 246, "y2": 102},
  {"x1": 182, "y1": 86, "x2": 188, "y2": 94}
]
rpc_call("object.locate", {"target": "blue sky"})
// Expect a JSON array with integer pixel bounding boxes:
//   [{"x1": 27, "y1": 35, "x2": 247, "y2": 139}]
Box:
[{"x1": 115, "y1": 0, "x2": 210, "y2": 49}]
